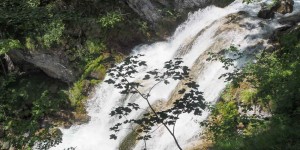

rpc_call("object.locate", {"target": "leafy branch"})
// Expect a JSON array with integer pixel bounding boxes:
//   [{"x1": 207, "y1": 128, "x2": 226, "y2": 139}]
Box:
[
  {"x1": 105, "y1": 54, "x2": 208, "y2": 150},
  {"x1": 207, "y1": 45, "x2": 249, "y2": 86}
]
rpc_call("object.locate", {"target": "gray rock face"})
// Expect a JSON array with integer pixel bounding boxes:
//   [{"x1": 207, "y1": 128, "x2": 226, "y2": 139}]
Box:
[
  {"x1": 4, "y1": 0, "x2": 232, "y2": 83},
  {"x1": 278, "y1": 13, "x2": 300, "y2": 25},
  {"x1": 9, "y1": 50, "x2": 77, "y2": 83},
  {"x1": 127, "y1": 0, "x2": 162, "y2": 22},
  {"x1": 126, "y1": 0, "x2": 217, "y2": 23},
  {"x1": 174, "y1": 0, "x2": 212, "y2": 11}
]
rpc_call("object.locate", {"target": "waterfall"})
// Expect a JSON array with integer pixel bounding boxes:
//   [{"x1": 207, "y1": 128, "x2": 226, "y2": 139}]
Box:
[{"x1": 51, "y1": 0, "x2": 300, "y2": 150}]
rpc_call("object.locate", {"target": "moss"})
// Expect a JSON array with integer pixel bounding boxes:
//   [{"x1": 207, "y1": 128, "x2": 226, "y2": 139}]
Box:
[
  {"x1": 81, "y1": 56, "x2": 104, "y2": 79},
  {"x1": 240, "y1": 89, "x2": 256, "y2": 104},
  {"x1": 86, "y1": 39, "x2": 106, "y2": 55},
  {"x1": 0, "y1": 39, "x2": 22, "y2": 54},
  {"x1": 25, "y1": 37, "x2": 35, "y2": 50},
  {"x1": 69, "y1": 80, "x2": 88, "y2": 107},
  {"x1": 119, "y1": 131, "x2": 139, "y2": 150},
  {"x1": 220, "y1": 84, "x2": 242, "y2": 102},
  {"x1": 220, "y1": 82, "x2": 257, "y2": 106},
  {"x1": 69, "y1": 51, "x2": 124, "y2": 113}
]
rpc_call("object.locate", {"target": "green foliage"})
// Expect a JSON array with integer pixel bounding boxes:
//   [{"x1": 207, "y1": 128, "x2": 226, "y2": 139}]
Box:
[
  {"x1": 137, "y1": 21, "x2": 150, "y2": 36},
  {"x1": 206, "y1": 26, "x2": 300, "y2": 149},
  {"x1": 86, "y1": 39, "x2": 106, "y2": 55},
  {"x1": 0, "y1": 73, "x2": 68, "y2": 148},
  {"x1": 242, "y1": 0, "x2": 256, "y2": 4},
  {"x1": 210, "y1": 101, "x2": 240, "y2": 138},
  {"x1": 268, "y1": 0, "x2": 280, "y2": 8},
  {"x1": 25, "y1": 37, "x2": 35, "y2": 50},
  {"x1": 68, "y1": 52, "x2": 120, "y2": 110},
  {"x1": 0, "y1": 0, "x2": 152, "y2": 149},
  {"x1": 98, "y1": 11, "x2": 123, "y2": 29},
  {"x1": 69, "y1": 80, "x2": 88, "y2": 107},
  {"x1": 41, "y1": 20, "x2": 65, "y2": 47},
  {"x1": 0, "y1": 39, "x2": 21, "y2": 54},
  {"x1": 207, "y1": 45, "x2": 246, "y2": 86},
  {"x1": 26, "y1": 0, "x2": 40, "y2": 8}
]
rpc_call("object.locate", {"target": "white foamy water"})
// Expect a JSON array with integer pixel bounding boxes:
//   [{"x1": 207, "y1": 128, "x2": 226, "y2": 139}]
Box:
[{"x1": 51, "y1": 0, "x2": 300, "y2": 149}]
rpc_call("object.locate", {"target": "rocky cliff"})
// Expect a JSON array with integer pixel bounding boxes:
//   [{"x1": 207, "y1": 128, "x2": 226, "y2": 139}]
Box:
[
  {"x1": 5, "y1": 0, "x2": 224, "y2": 83},
  {"x1": 9, "y1": 49, "x2": 77, "y2": 82},
  {"x1": 126, "y1": 0, "x2": 231, "y2": 23},
  {"x1": 3, "y1": 0, "x2": 153, "y2": 83},
  {"x1": 4, "y1": 0, "x2": 295, "y2": 83}
]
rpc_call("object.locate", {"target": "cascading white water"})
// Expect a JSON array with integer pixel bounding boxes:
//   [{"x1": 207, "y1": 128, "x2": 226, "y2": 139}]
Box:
[{"x1": 51, "y1": 0, "x2": 300, "y2": 149}]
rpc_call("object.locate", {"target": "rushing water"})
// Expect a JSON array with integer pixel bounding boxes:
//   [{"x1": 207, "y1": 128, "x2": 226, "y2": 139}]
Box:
[{"x1": 51, "y1": 0, "x2": 300, "y2": 149}]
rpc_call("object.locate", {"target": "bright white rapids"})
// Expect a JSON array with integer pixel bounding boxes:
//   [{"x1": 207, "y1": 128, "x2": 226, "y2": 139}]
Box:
[{"x1": 51, "y1": 0, "x2": 300, "y2": 150}]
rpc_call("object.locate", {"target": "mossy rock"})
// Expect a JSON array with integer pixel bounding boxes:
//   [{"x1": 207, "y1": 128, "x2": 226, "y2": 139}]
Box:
[{"x1": 119, "y1": 131, "x2": 139, "y2": 150}]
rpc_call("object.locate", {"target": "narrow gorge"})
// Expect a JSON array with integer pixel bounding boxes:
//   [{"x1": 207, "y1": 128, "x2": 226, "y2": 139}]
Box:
[
  {"x1": 51, "y1": 0, "x2": 300, "y2": 149},
  {"x1": 1, "y1": 0, "x2": 299, "y2": 149}
]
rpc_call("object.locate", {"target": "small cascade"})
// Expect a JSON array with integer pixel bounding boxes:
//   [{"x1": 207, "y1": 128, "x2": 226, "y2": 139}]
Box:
[{"x1": 51, "y1": 0, "x2": 300, "y2": 149}]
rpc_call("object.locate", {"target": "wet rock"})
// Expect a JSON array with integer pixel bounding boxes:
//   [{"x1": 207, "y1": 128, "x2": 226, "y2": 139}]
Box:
[
  {"x1": 258, "y1": 7, "x2": 275, "y2": 19},
  {"x1": 45, "y1": 110, "x2": 90, "y2": 128},
  {"x1": 275, "y1": 0, "x2": 294, "y2": 14},
  {"x1": 3, "y1": 54, "x2": 16, "y2": 73},
  {"x1": 258, "y1": 0, "x2": 294, "y2": 19},
  {"x1": 278, "y1": 13, "x2": 300, "y2": 25},
  {"x1": 73, "y1": 112, "x2": 91, "y2": 125},
  {"x1": 269, "y1": 25, "x2": 293, "y2": 41}
]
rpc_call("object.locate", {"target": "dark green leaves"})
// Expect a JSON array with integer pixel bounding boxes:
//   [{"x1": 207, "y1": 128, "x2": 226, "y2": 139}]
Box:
[
  {"x1": 207, "y1": 45, "x2": 243, "y2": 69},
  {"x1": 110, "y1": 134, "x2": 117, "y2": 140},
  {"x1": 106, "y1": 54, "x2": 208, "y2": 145},
  {"x1": 143, "y1": 75, "x2": 150, "y2": 80},
  {"x1": 207, "y1": 45, "x2": 248, "y2": 86}
]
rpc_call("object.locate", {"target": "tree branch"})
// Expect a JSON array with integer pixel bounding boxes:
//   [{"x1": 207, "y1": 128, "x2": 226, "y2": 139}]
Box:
[{"x1": 116, "y1": 71, "x2": 183, "y2": 150}]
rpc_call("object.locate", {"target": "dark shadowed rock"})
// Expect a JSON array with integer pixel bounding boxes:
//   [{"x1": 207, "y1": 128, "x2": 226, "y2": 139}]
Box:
[
  {"x1": 258, "y1": 6, "x2": 275, "y2": 19},
  {"x1": 278, "y1": 13, "x2": 300, "y2": 25}
]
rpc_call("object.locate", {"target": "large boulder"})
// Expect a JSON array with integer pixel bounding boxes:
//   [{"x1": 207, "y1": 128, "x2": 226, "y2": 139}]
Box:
[
  {"x1": 278, "y1": 13, "x2": 300, "y2": 25},
  {"x1": 258, "y1": 0, "x2": 294, "y2": 19},
  {"x1": 9, "y1": 49, "x2": 78, "y2": 83},
  {"x1": 258, "y1": 4, "x2": 275, "y2": 19},
  {"x1": 275, "y1": 0, "x2": 294, "y2": 14}
]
